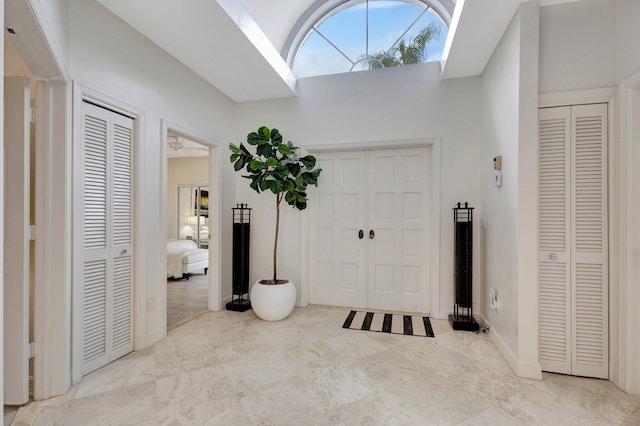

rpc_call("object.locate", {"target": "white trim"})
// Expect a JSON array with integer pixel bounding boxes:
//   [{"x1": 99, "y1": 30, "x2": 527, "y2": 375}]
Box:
[
  {"x1": 538, "y1": 87, "x2": 617, "y2": 108},
  {"x1": 479, "y1": 314, "x2": 518, "y2": 375},
  {"x1": 478, "y1": 314, "x2": 542, "y2": 379},
  {"x1": 304, "y1": 137, "x2": 441, "y2": 316},
  {"x1": 160, "y1": 120, "x2": 222, "y2": 315},
  {"x1": 618, "y1": 71, "x2": 640, "y2": 395},
  {"x1": 71, "y1": 82, "x2": 146, "y2": 384}
]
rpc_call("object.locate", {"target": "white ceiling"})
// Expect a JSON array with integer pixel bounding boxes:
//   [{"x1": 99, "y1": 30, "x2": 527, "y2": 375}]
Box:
[
  {"x1": 96, "y1": 0, "x2": 584, "y2": 102},
  {"x1": 96, "y1": 0, "x2": 296, "y2": 102}
]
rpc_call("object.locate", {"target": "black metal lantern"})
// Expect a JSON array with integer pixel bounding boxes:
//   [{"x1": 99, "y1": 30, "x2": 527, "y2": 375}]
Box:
[
  {"x1": 449, "y1": 202, "x2": 479, "y2": 331},
  {"x1": 226, "y1": 203, "x2": 252, "y2": 312}
]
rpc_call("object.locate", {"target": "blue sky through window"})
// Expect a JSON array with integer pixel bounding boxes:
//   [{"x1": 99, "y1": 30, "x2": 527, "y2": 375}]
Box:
[{"x1": 292, "y1": 1, "x2": 447, "y2": 78}]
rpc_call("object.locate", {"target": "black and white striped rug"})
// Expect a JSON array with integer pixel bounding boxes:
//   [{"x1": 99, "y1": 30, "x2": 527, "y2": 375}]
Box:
[{"x1": 342, "y1": 310, "x2": 434, "y2": 337}]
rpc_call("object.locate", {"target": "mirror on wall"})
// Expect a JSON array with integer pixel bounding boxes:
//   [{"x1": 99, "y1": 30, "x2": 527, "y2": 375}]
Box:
[{"x1": 177, "y1": 185, "x2": 209, "y2": 248}]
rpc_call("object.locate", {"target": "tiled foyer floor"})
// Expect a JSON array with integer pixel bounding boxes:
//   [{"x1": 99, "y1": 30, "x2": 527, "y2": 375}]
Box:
[{"x1": 12, "y1": 305, "x2": 640, "y2": 425}]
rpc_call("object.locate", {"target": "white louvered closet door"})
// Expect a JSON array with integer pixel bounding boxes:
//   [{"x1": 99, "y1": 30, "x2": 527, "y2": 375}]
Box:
[
  {"x1": 81, "y1": 102, "x2": 134, "y2": 376},
  {"x1": 538, "y1": 106, "x2": 572, "y2": 375},
  {"x1": 538, "y1": 104, "x2": 608, "y2": 379},
  {"x1": 570, "y1": 104, "x2": 608, "y2": 379}
]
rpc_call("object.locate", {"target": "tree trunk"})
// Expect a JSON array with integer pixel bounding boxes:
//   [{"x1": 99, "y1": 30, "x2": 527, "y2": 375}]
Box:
[{"x1": 273, "y1": 194, "x2": 281, "y2": 282}]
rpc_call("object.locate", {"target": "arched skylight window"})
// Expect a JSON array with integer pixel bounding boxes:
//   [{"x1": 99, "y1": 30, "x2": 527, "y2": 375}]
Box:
[{"x1": 285, "y1": 0, "x2": 451, "y2": 78}]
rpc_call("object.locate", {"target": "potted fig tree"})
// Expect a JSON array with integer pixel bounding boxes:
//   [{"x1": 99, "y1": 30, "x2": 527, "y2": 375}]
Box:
[{"x1": 229, "y1": 126, "x2": 321, "y2": 321}]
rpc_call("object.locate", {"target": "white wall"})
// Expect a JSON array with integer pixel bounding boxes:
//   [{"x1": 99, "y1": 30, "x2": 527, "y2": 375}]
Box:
[
  {"x1": 539, "y1": 0, "x2": 616, "y2": 93},
  {"x1": 480, "y1": 2, "x2": 541, "y2": 379},
  {"x1": 615, "y1": 0, "x2": 640, "y2": 83},
  {"x1": 167, "y1": 157, "x2": 209, "y2": 240},
  {"x1": 67, "y1": 0, "x2": 236, "y2": 347},
  {"x1": 235, "y1": 62, "x2": 483, "y2": 316},
  {"x1": 481, "y1": 6, "x2": 521, "y2": 360}
]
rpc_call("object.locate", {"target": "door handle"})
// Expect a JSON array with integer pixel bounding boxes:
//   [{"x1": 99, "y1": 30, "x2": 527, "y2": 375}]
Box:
[
  {"x1": 549, "y1": 253, "x2": 557, "y2": 261},
  {"x1": 369, "y1": 229, "x2": 375, "y2": 239},
  {"x1": 358, "y1": 230, "x2": 364, "y2": 239},
  {"x1": 120, "y1": 249, "x2": 128, "y2": 257}
]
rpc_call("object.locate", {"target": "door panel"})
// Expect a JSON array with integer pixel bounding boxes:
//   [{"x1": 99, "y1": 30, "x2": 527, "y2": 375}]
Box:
[
  {"x1": 309, "y1": 152, "x2": 367, "y2": 308},
  {"x1": 367, "y1": 148, "x2": 429, "y2": 312},
  {"x1": 3, "y1": 76, "x2": 31, "y2": 404},
  {"x1": 570, "y1": 103, "x2": 608, "y2": 379},
  {"x1": 538, "y1": 106, "x2": 572, "y2": 375}
]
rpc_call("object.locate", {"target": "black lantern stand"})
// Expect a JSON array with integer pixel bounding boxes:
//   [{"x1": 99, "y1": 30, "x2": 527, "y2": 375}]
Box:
[
  {"x1": 449, "y1": 202, "x2": 479, "y2": 331},
  {"x1": 226, "y1": 204, "x2": 252, "y2": 312}
]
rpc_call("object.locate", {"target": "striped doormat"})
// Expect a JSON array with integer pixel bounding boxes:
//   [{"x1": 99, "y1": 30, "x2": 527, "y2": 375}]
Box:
[{"x1": 342, "y1": 310, "x2": 434, "y2": 337}]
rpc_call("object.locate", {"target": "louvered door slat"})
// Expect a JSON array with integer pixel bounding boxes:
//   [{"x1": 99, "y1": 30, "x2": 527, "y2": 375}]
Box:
[
  {"x1": 83, "y1": 260, "x2": 107, "y2": 366},
  {"x1": 84, "y1": 115, "x2": 108, "y2": 250},
  {"x1": 112, "y1": 122, "x2": 133, "y2": 247}
]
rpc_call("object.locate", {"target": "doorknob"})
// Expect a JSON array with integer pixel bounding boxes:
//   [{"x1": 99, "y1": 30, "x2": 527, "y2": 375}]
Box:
[
  {"x1": 369, "y1": 229, "x2": 375, "y2": 239},
  {"x1": 549, "y1": 253, "x2": 557, "y2": 261},
  {"x1": 358, "y1": 230, "x2": 364, "y2": 239},
  {"x1": 120, "y1": 249, "x2": 128, "y2": 256}
]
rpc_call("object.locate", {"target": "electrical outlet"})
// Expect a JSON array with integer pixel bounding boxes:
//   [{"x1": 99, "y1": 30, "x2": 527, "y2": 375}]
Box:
[{"x1": 490, "y1": 289, "x2": 498, "y2": 310}]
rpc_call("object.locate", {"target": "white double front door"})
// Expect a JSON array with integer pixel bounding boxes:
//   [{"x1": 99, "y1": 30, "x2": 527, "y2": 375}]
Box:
[{"x1": 309, "y1": 147, "x2": 430, "y2": 313}]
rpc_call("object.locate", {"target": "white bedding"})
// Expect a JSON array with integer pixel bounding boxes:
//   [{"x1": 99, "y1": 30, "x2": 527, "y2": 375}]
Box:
[{"x1": 167, "y1": 250, "x2": 185, "y2": 278}]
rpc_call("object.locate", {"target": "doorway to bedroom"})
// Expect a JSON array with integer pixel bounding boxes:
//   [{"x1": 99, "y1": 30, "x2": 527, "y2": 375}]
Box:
[{"x1": 166, "y1": 133, "x2": 210, "y2": 329}]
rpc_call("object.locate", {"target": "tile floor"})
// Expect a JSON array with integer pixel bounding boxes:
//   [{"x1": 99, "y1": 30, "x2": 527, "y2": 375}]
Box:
[{"x1": 11, "y1": 305, "x2": 640, "y2": 425}]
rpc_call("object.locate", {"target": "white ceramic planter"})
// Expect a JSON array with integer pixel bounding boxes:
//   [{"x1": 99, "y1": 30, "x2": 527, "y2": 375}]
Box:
[{"x1": 251, "y1": 279, "x2": 296, "y2": 321}]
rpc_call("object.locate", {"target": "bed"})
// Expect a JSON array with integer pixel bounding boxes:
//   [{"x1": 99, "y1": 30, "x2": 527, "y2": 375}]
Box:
[{"x1": 167, "y1": 239, "x2": 209, "y2": 279}]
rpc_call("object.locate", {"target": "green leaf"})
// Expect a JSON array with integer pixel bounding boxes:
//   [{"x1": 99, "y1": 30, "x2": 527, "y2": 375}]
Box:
[
  {"x1": 278, "y1": 144, "x2": 293, "y2": 155},
  {"x1": 257, "y1": 143, "x2": 272, "y2": 158},
  {"x1": 247, "y1": 132, "x2": 266, "y2": 146},
  {"x1": 300, "y1": 155, "x2": 316, "y2": 169},
  {"x1": 261, "y1": 126, "x2": 271, "y2": 139},
  {"x1": 266, "y1": 157, "x2": 278, "y2": 167},
  {"x1": 233, "y1": 158, "x2": 244, "y2": 171},
  {"x1": 273, "y1": 165, "x2": 289, "y2": 179},
  {"x1": 249, "y1": 160, "x2": 264, "y2": 171},
  {"x1": 270, "y1": 128, "x2": 282, "y2": 143},
  {"x1": 270, "y1": 180, "x2": 284, "y2": 194},
  {"x1": 286, "y1": 163, "x2": 300, "y2": 177}
]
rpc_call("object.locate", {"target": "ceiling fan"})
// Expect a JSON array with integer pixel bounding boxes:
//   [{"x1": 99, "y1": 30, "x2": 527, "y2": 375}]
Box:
[{"x1": 167, "y1": 135, "x2": 209, "y2": 153}]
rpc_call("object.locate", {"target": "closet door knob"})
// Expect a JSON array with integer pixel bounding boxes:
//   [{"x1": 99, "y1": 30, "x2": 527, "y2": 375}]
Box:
[
  {"x1": 549, "y1": 253, "x2": 557, "y2": 261},
  {"x1": 358, "y1": 230, "x2": 364, "y2": 239},
  {"x1": 369, "y1": 229, "x2": 375, "y2": 239}
]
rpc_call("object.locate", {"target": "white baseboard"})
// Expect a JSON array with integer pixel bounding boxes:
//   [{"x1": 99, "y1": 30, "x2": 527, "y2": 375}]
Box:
[
  {"x1": 222, "y1": 295, "x2": 232, "y2": 306},
  {"x1": 477, "y1": 314, "x2": 542, "y2": 380}
]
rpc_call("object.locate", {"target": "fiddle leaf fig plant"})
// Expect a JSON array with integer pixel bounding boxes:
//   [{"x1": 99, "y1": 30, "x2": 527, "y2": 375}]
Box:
[{"x1": 229, "y1": 126, "x2": 322, "y2": 283}]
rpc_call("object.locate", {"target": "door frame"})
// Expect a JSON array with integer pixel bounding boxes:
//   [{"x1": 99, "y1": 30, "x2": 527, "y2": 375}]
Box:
[
  {"x1": 160, "y1": 120, "x2": 222, "y2": 318},
  {"x1": 303, "y1": 138, "x2": 441, "y2": 316},
  {"x1": 71, "y1": 82, "x2": 145, "y2": 385},
  {"x1": 618, "y1": 72, "x2": 640, "y2": 394}
]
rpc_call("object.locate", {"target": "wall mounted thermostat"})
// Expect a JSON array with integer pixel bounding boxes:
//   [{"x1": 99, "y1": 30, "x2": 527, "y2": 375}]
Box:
[{"x1": 493, "y1": 155, "x2": 502, "y2": 171}]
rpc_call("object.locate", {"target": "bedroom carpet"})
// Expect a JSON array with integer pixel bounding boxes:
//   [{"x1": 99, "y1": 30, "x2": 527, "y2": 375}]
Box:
[{"x1": 166, "y1": 273, "x2": 208, "y2": 329}]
